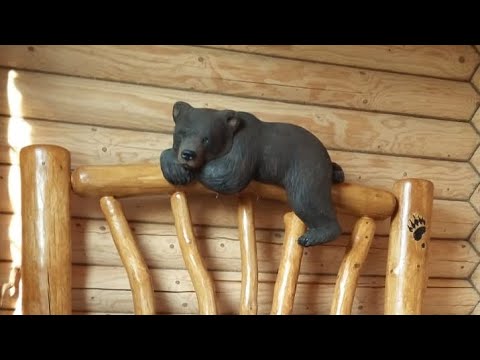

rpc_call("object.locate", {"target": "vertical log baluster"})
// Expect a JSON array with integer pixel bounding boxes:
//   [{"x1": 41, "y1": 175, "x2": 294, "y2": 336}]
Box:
[
  {"x1": 330, "y1": 216, "x2": 375, "y2": 315},
  {"x1": 170, "y1": 191, "x2": 217, "y2": 315},
  {"x1": 100, "y1": 196, "x2": 156, "y2": 315},
  {"x1": 271, "y1": 212, "x2": 306, "y2": 315},
  {"x1": 237, "y1": 195, "x2": 258, "y2": 315}
]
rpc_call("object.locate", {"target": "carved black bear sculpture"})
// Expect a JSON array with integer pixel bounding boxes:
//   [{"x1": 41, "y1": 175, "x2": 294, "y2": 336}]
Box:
[{"x1": 160, "y1": 101, "x2": 344, "y2": 247}]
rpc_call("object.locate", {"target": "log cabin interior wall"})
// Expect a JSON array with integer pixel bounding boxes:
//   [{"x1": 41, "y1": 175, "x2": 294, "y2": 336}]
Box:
[{"x1": 1, "y1": 45, "x2": 480, "y2": 315}]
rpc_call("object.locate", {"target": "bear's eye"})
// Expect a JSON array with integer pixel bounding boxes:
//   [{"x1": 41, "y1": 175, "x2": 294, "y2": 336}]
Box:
[{"x1": 202, "y1": 137, "x2": 209, "y2": 145}]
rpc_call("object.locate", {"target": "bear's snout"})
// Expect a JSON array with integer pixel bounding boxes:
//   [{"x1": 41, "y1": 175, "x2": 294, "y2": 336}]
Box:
[{"x1": 181, "y1": 150, "x2": 197, "y2": 161}]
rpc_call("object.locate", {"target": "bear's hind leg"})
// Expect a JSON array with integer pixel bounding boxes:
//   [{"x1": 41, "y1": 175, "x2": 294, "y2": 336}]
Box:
[
  {"x1": 286, "y1": 175, "x2": 341, "y2": 247},
  {"x1": 297, "y1": 219, "x2": 341, "y2": 247}
]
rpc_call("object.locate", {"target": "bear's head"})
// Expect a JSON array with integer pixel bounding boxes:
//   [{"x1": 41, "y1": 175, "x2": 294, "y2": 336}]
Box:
[{"x1": 171, "y1": 101, "x2": 241, "y2": 169}]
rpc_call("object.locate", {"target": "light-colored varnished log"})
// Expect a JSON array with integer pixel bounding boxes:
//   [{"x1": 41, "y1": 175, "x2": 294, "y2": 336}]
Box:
[
  {"x1": 385, "y1": 178, "x2": 434, "y2": 315},
  {"x1": 330, "y1": 216, "x2": 376, "y2": 315},
  {"x1": 2, "y1": 216, "x2": 475, "y2": 278},
  {"x1": 71, "y1": 164, "x2": 397, "y2": 220},
  {"x1": 20, "y1": 144, "x2": 72, "y2": 314},
  {"x1": 170, "y1": 191, "x2": 217, "y2": 314},
  {"x1": 2, "y1": 176, "x2": 478, "y2": 240},
  {"x1": 0, "y1": 114, "x2": 473, "y2": 199},
  {"x1": 210, "y1": 45, "x2": 480, "y2": 80},
  {"x1": 0, "y1": 45, "x2": 477, "y2": 120},
  {"x1": 99, "y1": 196, "x2": 155, "y2": 315},
  {"x1": 271, "y1": 212, "x2": 306, "y2": 315},
  {"x1": 237, "y1": 195, "x2": 258, "y2": 315},
  {"x1": 70, "y1": 282, "x2": 478, "y2": 315},
  {"x1": 2, "y1": 69, "x2": 478, "y2": 161},
  {"x1": 2, "y1": 261, "x2": 478, "y2": 315}
]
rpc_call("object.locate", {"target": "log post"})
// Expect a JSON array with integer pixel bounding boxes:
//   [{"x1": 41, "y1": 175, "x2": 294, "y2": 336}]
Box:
[
  {"x1": 330, "y1": 216, "x2": 375, "y2": 315},
  {"x1": 100, "y1": 196, "x2": 156, "y2": 315},
  {"x1": 20, "y1": 145, "x2": 72, "y2": 314},
  {"x1": 385, "y1": 179, "x2": 434, "y2": 315},
  {"x1": 237, "y1": 195, "x2": 258, "y2": 315},
  {"x1": 271, "y1": 212, "x2": 306, "y2": 315}
]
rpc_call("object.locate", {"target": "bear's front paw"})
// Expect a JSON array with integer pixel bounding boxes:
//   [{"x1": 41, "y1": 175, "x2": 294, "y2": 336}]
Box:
[{"x1": 160, "y1": 149, "x2": 195, "y2": 185}]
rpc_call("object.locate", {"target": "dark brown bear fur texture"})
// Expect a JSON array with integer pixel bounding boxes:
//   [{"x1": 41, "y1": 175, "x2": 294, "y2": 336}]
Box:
[{"x1": 160, "y1": 101, "x2": 344, "y2": 246}]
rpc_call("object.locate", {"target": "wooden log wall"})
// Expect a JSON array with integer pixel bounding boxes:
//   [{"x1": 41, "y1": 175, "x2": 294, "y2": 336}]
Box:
[{"x1": 1, "y1": 45, "x2": 480, "y2": 314}]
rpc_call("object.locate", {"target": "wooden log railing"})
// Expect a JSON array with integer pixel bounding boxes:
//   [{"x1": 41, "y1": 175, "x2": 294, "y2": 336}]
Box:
[
  {"x1": 71, "y1": 164, "x2": 397, "y2": 220},
  {"x1": 19, "y1": 145, "x2": 434, "y2": 315}
]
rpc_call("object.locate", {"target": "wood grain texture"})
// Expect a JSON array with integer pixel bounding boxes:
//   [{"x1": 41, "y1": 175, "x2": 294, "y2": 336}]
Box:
[
  {"x1": 99, "y1": 196, "x2": 155, "y2": 315},
  {"x1": 209, "y1": 46, "x2": 480, "y2": 80},
  {"x1": 64, "y1": 264, "x2": 472, "y2": 291},
  {"x1": 71, "y1": 164, "x2": 396, "y2": 220},
  {"x1": 70, "y1": 282, "x2": 479, "y2": 315},
  {"x1": 472, "y1": 66, "x2": 480, "y2": 92},
  {"x1": 20, "y1": 145, "x2": 71, "y2": 314},
  {"x1": 68, "y1": 195, "x2": 480, "y2": 241},
  {"x1": 1, "y1": 117, "x2": 477, "y2": 200},
  {"x1": 2, "y1": 216, "x2": 476, "y2": 278},
  {"x1": 470, "y1": 184, "x2": 480, "y2": 214},
  {"x1": 2, "y1": 262, "x2": 477, "y2": 314},
  {"x1": 69, "y1": 195, "x2": 479, "y2": 240},
  {"x1": 1, "y1": 69, "x2": 478, "y2": 160},
  {"x1": 385, "y1": 179, "x2": 434, "y2": 315},
  {"x1": 476, "y1": 46, "x2": 480, "y2": 53},
  {"x1": 470, "y1": 146, "x2": 480, "y2": 174},
  {"x1": 331, "y1": 216, "x2": 375, "y2": 315},
  {"x1": 237, "y1": 196, "x2": 258, "y2": 315},
  {"x1": 2, "y1": 164, "x2": 478, "y2": 239},
  {"x1": 471, "y1": 264, "x2": 480, "y2": 293},
  {"x1": 470, "y1": 224, "x2": 480, "y2": 253},
  {"x1": 0, "y1": 45, "x2": 478, "y2": 120},
  {"x1": 170, "y1": 192, "x2": 217, "y2": 314},
  {"x1": 472, "y1": 302, "x2": 480, "y2": 315},
  {"x1": 330, "y1": 150, "x2": 478, "y2": 201},
  {"x1": 271, "y1": 212, "x2": 305, "y2": 315},
  {"x1": 472, "y1": 108, "x2": 480, "y2": 133}
]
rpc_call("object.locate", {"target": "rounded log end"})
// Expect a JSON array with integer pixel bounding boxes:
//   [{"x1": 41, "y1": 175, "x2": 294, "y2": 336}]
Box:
[
  {"x1": 99, "y1": 196, "x2": 116, "y2": 210},
  {"x1": 20, "y1": 144, "x2": 70, "y2": 159},
  {"x1": 332, "y1": 183, "x2": 397, "y2": 220},
  {"x1": 394, "y1": 178, "x2": 434, "y2": 192},
  {"x1": 171, "y1": 191, "x2": 185, "y2": 201},
  {"x1": 283, "y1": 212, "x2": 295, "y2": 225}
]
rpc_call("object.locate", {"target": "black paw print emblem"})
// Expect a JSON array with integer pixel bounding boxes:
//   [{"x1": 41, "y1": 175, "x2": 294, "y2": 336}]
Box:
[{"x1": 408, "y1": 215, "x2": 426, "y2": 241}]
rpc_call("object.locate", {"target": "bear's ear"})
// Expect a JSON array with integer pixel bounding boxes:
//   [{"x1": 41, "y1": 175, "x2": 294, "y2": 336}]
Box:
[
  {"x1": 172, "y1": 101, "x2": 191, "y2": 123},
  {"x1": 226, "y1": 113, "x2": 241, "y2": 134}
]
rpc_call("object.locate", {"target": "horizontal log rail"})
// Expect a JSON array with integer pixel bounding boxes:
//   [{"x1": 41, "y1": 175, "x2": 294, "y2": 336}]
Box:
[{"x1": 71, "y1": 164, "x2": 397, "y2": 220}]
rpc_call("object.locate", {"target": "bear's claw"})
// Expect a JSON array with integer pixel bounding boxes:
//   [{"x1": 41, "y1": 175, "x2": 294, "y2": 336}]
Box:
[{"x1": 297, "y1": 223, "x2": 341, "y2": 247}]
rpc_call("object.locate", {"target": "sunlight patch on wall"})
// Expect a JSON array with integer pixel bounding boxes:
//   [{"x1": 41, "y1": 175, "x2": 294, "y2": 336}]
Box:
[{"x1": 5, "y1": 70, "x2": 33, "y2": 314}]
